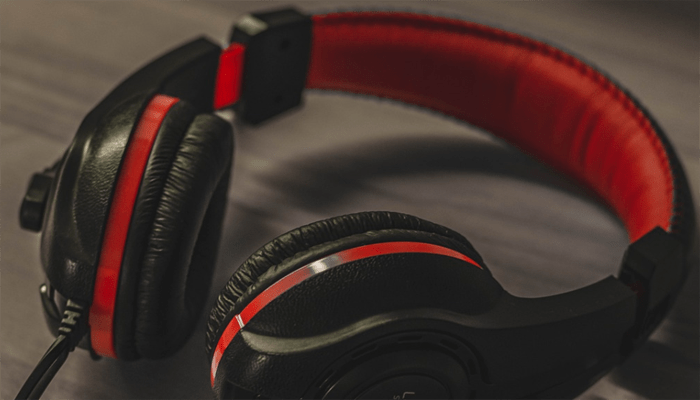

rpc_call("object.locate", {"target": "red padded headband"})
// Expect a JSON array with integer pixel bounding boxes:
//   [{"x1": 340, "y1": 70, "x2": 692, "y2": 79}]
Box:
[{"x1": 215, "y1": 11, "x2": 680, "y2": 243}]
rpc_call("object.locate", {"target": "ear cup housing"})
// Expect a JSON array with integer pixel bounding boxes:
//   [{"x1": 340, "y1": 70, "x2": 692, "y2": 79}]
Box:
[
  {"x1": 40, "y1": 94, "x2": 151, "y2": 303},
  {"x1": 205, "y1": 211, "x2": 485, "y2": 356},
  {"x1": 112, "y1": 100, "x2": 233, "y2": 359},
  {"x1": 37, "y1": 37, "x2": 226, "y2": 306},
  {"x1": 207, "y1": 212, "x2": 503, "y2": 397}
]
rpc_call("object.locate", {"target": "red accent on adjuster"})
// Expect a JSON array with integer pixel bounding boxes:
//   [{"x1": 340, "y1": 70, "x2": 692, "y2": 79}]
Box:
[
  {"x1": 306, "y1": 13, "x2": 674, "y2": 242},
  {"x1": 214, "y1": 43, "x2": 245, "y2": 110},
  {"x1": 89, "y1": 95, "x2": 180, "y2": 359},
  {"x1": 210, "y1": 241, "x2": 481, "y2": 386}
]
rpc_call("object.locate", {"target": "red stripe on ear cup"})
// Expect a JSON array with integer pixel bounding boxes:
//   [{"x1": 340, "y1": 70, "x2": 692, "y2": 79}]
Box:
[
  {"x1": 210, "y1": 241, "x2": 482, "y2": 386},
  {"x1": 90, "y1": 95, "x2": 180, "y2": 358},
  {"x1": 214, "y1": 43, "x2": 245, "y2": 110}
]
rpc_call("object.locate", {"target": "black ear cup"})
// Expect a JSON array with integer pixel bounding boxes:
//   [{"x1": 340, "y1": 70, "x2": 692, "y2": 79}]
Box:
[
  {"x1": 206, "y1": 211, "x2": 504, "y2": 398},
  {"x1": 114, "y1": 101, "x2": 233, "y2": 360},
  {"x1": 205, "y1": 211, "x2": 485, "y2": 359}
]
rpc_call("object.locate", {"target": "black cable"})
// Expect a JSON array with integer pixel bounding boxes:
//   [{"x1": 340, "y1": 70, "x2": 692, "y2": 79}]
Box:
[
  {"x1": 15, "y1": 336, "x2": 69, "y2": 400},
  {"x1": 16, "y1": 300, "x2": 88, "y2": 400}
]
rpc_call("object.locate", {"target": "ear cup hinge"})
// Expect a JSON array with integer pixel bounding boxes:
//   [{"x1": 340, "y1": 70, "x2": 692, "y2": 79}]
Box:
[
  {"x1": 618, "y1": 227, "x2": 685, "y2": 354},
  {"x1": 228, "y1": 8, "x2": 312, "y2": 124}
]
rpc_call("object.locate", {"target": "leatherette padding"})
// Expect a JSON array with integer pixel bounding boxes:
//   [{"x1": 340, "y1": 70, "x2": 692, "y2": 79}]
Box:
[
  {"x1": 306, "y1": 12, "x2": 693, "y2": 244},
  {"x1": 205, "y1": 211, "x2": 483, "y2": 357},
  {"x1": 133, "y1": 113, "x2": 233, "y2": 359},
  {"x1": 113, "y1": 100, "x2": 196, "y2": 359}
]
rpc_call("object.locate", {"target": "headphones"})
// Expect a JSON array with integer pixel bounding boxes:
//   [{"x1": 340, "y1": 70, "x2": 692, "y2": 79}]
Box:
[{"x1": 17, "y1": 7, "x2": 696, "y2": 399}]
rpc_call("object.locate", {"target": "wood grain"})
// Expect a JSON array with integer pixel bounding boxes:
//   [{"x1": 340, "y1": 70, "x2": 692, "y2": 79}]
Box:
[{"x1": 2, "y1": 1, "x2": 697, "y2": 399}]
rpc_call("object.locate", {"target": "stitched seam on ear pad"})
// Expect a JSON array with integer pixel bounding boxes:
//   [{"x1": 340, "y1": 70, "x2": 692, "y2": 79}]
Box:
[
  {"x1": 126, "y1": 112, "x2": 233, "y2": 359},
  {"x1": 205, "y1": 211, "x2": 483, "y2": 357},
  {"x1": 113, "y1": 100, "x2": 197, "y2": 360}
]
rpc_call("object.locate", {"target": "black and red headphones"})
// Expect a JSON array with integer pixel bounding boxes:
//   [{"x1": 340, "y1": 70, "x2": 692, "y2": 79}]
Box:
[{"x1": 17, "y1": 7, "x2": 695, "y2": 399}]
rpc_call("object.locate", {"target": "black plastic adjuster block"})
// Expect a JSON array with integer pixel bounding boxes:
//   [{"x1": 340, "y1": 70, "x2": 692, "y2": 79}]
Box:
[
  {"x1": 619, "y1": 227, "x2": 684, "y2": 348},
  {"x1": 230, "y1": 8, "x2": 312, "y2": 124}
]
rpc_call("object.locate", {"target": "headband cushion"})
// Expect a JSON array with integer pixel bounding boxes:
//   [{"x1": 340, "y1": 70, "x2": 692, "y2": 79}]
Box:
[
  {"x1": 205, "y1": 211, "x2": 485, "y2": 357},
  {"x1": 306, "y1": 12, "x2": 691, "y2": 244},
  {"x1": 115, "y1": 107, "x2": 233, "y2": 359}
]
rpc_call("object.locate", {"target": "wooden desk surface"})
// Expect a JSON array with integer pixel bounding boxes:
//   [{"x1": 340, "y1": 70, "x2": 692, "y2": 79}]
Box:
[{"x1": 2, "y1": 1, "x2": 698, "y2": 399}]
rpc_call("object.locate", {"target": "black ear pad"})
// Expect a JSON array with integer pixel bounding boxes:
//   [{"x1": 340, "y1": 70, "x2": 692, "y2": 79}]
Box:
[
  {"x1": 114, "y1": 102, "x2": 233, "y2": 360},
  {"x1": 205, "y1": 211, "x2": 486, "y2": 357}
]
